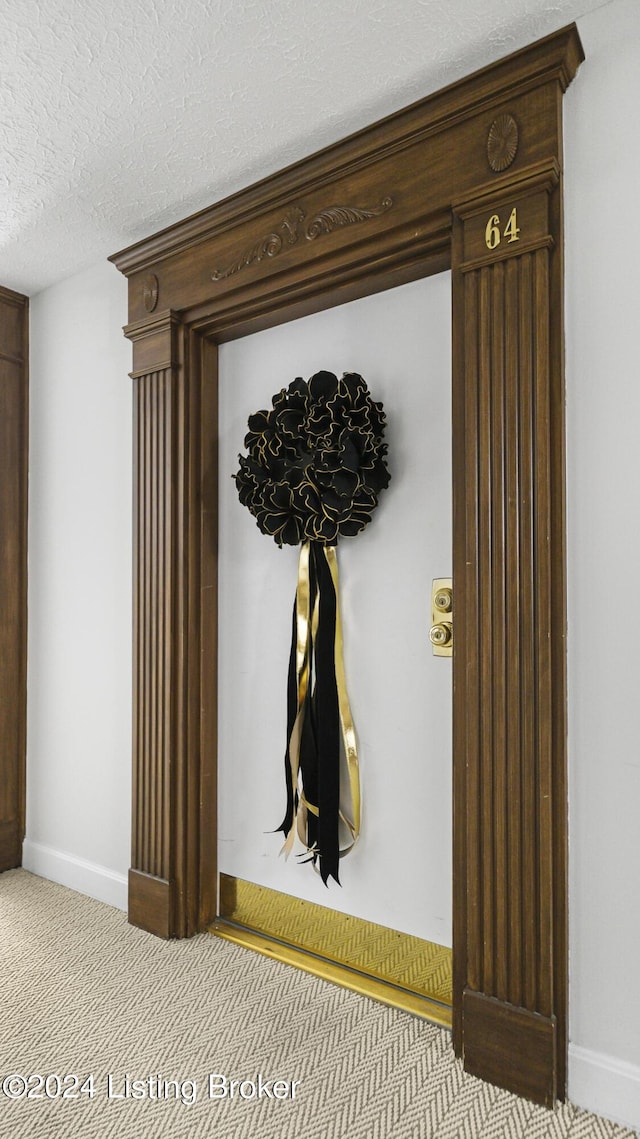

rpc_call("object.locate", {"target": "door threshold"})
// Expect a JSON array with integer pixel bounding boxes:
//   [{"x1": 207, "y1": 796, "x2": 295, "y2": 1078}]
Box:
[{"x1": 210, "y1": 875, "x2": 452, "y2": 1029}]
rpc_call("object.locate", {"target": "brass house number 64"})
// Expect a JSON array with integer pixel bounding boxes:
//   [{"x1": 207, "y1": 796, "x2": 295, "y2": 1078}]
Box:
[{"x1": 485, "y1": 207, "x2": 520, "y2": 250}]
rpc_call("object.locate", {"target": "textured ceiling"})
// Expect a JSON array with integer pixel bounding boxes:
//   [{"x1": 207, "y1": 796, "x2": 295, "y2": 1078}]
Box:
[{"x1": 0, "y1": 0, "x2": 606, "y2": 296}]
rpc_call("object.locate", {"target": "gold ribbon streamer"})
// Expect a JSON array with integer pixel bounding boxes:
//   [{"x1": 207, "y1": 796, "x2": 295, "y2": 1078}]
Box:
[
  {"x1": 281, "y1": 541, "x2": 361, "y2": 866},
  {"x1": 325, "y1": 545, "x2": 361, "y2": 855},
  {"x1": 281, "y1": 541, "x2": 311, "y2": 859}
]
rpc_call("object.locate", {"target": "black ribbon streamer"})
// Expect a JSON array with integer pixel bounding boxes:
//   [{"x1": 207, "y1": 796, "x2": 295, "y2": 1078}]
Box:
[{"x1": 278, "y1": 542, "x2": 341, "y2": 885}]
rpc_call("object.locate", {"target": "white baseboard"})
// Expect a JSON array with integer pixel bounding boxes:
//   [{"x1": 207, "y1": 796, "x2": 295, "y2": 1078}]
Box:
[
  {"x1": 22, "y1": 839, "x2": 128, "y2": 912},
  {"x1": 569, "y1": 1043, "x2": 640, "y2": 1134}
]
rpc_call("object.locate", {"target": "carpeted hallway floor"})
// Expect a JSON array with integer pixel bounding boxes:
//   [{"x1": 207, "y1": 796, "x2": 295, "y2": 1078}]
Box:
[{"x1": 0, "y1": 870, "x2": 635, "y2": 1139}]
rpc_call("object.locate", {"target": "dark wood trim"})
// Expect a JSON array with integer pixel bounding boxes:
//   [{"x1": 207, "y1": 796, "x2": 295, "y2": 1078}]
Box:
[
  {"x1": 197, "y1": 334, "x2": 219, "y2": 930},
  {"x1": 112, "y1": 24, "x2": 583, "y2": 1106},
  {"x1": 451, "y1": 159, "x2": 567, "y2": 1101},
  {"x1": 0, "y1": 285, "x2": 28, "y2": 875},
  {"x1": 126, "y1": 312, "x2": 218, "y2": 938},
  {"x1": 0, "y1": 820, "x2": 23, "y2": 871},
  {"x1": 0, "y1": 284, "x2": 29, "y2": 306},
  {"x1": 548, "y1": 146, "x2": 569, "y2": 1099},
  {"x1": 450, "y1": 205, "x2": 468, "y2": 1062},
  {"x1": 462, "y1": 990, "x2": 557, "y2": 1107},
  {"x1": 128, "y1": 870, "x2": 172, "y2": 939}
]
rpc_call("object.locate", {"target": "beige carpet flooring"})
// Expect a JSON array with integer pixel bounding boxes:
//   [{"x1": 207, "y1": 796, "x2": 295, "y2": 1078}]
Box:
[{"x1": 0, "y1": 869, "x2": 635, "y2": 1139}]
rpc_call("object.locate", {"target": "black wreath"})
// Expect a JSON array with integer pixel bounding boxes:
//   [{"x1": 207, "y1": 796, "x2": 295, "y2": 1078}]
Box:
[{"x1": 233, "y1": 370, "x2": 390, "y2": 545}]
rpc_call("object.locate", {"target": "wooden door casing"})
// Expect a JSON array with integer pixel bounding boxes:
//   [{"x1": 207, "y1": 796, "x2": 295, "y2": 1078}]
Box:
[
  {"x1": 0, "y1": 285, "x2": 29, "y2": 873},
  {"x1": 111, "y1": 25, "x2": 584, "y2": 1107}
]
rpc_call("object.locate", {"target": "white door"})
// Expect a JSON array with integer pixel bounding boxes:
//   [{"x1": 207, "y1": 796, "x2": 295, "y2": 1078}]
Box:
[{"x1": 218, "y1": 272, "x2": 452, "y2": 949}]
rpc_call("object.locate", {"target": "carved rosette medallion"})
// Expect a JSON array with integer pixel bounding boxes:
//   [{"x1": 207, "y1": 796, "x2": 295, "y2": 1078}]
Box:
[
  {"x1": 142, "y1": 273, "x2": 159, "y2": 313},
  {"x1": 487, "y1": 114, "x2": 519, "y2": 172}
]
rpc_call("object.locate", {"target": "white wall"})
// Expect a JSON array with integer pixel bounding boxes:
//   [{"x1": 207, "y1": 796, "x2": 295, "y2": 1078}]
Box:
[
  {"x1": 25, "y1": 260, "x2": 131, "y2": 910},
  {"x1": 218, "y1": 275, "x2": 452, "y2": 946},
  {"x1": 565, "y1": 0, "x2": 640, "y2": 1128}
]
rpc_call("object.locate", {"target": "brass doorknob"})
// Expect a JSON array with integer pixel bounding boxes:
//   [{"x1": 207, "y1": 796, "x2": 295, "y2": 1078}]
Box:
[
  {"x1": 434, "y1": 587, "x2": 452, "y2": 613},
  {"x1": 429, "y1": 621, "x2": 452, "y2": 647}
]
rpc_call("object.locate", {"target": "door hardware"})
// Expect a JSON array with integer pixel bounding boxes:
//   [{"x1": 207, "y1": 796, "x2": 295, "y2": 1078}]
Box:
[{"x1": 430, "y1": 578, "x2": 453, "y2": 656}]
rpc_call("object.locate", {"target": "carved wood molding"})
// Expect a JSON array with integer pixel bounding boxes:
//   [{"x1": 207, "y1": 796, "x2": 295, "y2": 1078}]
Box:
[
  {"x1": 305, "y1": 196, "x2": 393, "y2": 239},
  {"x1": 209, "y1": 198, "x2": 394, "y2": 281},
  {"x1": 211, "y1": 206, "x2": 305, "y2": 280},
  {"x1": 142, "y1": 273, "x2": 159, "y2": 313},
  {"x1": 487, "y1": 114, "x2": 519, "y2": 172}
]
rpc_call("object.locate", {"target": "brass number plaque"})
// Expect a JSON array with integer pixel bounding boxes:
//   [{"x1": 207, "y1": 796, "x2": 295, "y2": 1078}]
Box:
[
  {"x1": 484, "y1": 207, "x2": 520, "y2": 249},
  {"x1": 461, "y1": 190, "x2": 550, "y2": 266}
]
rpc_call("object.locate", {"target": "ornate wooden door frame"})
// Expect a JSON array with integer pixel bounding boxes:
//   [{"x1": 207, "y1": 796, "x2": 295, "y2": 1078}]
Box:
[{"x1": 111, "y1": 25, "x2": 583, "y2": 1107}]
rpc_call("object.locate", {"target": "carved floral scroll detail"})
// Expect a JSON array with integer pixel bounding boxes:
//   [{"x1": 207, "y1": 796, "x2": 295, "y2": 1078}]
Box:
[
  {"x1": 211, "y1": 207, "x2": 305, "y2": 280},
  {"x1": 211, "y1": 196, "x2": 394, "y2": 282},
  {"x1": 305, "y1": 196, "x2": 393, "y2": 240}
]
